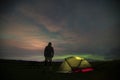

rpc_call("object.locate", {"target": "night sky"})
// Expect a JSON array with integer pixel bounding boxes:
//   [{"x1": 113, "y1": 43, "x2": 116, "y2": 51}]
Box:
[{"x1": 0, "y1": 0, "x2": 120, "y2": 61}]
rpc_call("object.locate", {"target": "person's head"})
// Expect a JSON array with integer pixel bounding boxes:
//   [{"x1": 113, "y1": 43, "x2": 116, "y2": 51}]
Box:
[{"x1": 48, "y1": 42, "x2": 52, "y2": 46}]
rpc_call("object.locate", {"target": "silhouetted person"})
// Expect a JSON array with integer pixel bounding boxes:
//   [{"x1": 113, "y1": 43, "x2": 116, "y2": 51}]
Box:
[{"x1": 44, "y1": 42, "x2": 54, "y2": 65}]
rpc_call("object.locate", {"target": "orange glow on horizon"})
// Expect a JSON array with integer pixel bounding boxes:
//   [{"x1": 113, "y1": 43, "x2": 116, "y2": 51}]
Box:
[
  {"x1": 2, "y1": 24, "x2": 48, "y2": 50},
  {"x1": 18, "y1": 38, "x2": 47, "y2": 50},
  {"x1": 4, "y1": 37, "x2": 47, "y2": 50}
]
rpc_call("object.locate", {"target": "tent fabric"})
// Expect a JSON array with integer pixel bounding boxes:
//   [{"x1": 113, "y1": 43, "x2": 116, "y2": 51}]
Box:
[{"x1": 58, "y1": 56, "x2": 93, "y2": 73}]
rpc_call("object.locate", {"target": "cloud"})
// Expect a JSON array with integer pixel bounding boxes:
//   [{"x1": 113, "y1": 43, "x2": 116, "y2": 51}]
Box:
[
  {"x1": 17, "y1": 3, "x2": 67, "y2": 32},
  {"x1": 2, "y1": 1, "x2": 117, "y2": 52},
  {"x1": 1, "y1": 14, "x2": 48, "y2": 50},
  {"x1": 0, "y1": 0, "x2": 119, "y2": 61}
]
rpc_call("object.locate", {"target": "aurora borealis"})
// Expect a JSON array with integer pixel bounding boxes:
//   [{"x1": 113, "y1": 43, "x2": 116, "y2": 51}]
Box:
[{"x1": 0, "y1": 0, "x2": 119, "y2": 61}]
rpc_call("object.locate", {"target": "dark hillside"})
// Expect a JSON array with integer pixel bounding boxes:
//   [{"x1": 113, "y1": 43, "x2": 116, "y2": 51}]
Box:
[{"x1": 0, "y1": 59, "x2": 120, "y2": 80}]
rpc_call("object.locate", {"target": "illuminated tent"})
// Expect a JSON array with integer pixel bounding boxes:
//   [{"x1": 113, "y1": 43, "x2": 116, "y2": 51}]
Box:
[{"x1": 58, "y1": 56, "x2": 93, "y2": 73}]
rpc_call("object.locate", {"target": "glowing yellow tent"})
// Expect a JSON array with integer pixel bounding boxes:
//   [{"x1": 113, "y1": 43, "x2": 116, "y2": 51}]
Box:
[{"x1": 58, "y1": 56, "x2": 93, "y2": 73}]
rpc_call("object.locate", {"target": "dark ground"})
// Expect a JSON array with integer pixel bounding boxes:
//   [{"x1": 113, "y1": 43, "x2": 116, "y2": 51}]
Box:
[{"x1": 0, "y1": 59, "x2": 120, "y2": 80}]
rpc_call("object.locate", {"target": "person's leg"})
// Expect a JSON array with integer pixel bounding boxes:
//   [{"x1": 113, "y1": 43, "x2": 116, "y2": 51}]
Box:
[
  {"x1": 49, "y1": 57, "x2": 52, "y2": 65},
  {"x1": 45, "y1": 57, "x2": 48, "y2": 65}
]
